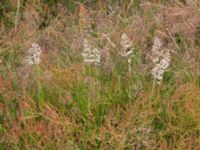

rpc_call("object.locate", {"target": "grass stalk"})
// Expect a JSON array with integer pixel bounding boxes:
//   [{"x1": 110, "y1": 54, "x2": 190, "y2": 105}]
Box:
[
  {"x1": 34, "y1": 64, "x2": 44, "y2": 110},
  {"x1": 15, "y1": 0, "x2": 20, "y2": 30},
  {"x1": 151, "y1": 77, "x2": 156, "y2": 100}
]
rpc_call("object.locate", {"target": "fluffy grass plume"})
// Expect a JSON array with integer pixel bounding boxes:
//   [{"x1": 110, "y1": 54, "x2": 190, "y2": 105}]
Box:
[
  {"x1": 82, "y1": 39, "x2": 101, "y2": 65},
  {"x1": 150, "y1": 37, "x2": 171, "y2": 85},
  {"x1": 25, "y1": 42, "x2": 42, "y2": 66}
]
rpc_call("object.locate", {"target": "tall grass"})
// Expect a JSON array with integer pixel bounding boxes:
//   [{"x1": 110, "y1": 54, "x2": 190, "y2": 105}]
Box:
[{"x1": 0, "y1": 0, "x2": 200, "y2": 149}]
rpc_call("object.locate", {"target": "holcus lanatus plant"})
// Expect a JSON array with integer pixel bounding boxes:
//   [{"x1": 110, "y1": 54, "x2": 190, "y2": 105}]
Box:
[
  {"x1": 25, "y1": 42, "x2": 42, "y2": 66},
  {"x1": 150, "y1": 36, "x2": 171, "y2": 85},
  {"x1": 120, "y1": 33, "x2": 134, "y2": 73},
  {"x1": 82, "y1": 39, "x2": 101, "y2": 65}
]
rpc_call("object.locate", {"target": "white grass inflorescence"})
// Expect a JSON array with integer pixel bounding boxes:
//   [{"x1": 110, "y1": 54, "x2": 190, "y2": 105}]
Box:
[
  {"x1": 120, "y1": 33, "x2": 133, "y2": 57},
  {"x1": 150, "y1": 36, "x2": 162, "y2": 63},
  {"x1": 120, "y1": 33, "x2": 134, "y2": 73},
  {"x1": 82, "y1": 39, "x2": 101, "y2": 65},
  {"x1": 25, "y1": 42, "x2": 42, "y2": 65},
  {"x1": 151, "y1": 37, "x2": 171, "y2": 85}
]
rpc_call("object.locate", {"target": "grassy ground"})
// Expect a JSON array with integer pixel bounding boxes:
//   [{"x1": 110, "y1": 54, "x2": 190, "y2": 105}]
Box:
[{"x1": 1, "y1": 0, "x2": 200, "y2": 149}]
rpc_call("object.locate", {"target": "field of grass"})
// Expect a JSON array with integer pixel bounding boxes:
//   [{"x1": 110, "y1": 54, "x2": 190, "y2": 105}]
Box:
[{"x1": 1, "y1": 0, "x2": 200, "y2": 149}]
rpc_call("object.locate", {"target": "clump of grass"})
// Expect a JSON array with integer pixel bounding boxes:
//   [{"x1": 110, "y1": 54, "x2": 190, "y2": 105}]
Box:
[{"x1": 1, "y1": 0, "x2": 200, "y2": 149}]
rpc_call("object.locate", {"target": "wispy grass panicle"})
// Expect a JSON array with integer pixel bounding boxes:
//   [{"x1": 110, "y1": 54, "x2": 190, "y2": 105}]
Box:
[
  {"x1": 82, "y1": 39, "x2": 101, "y2": 65},
  {"x1": 151, "y1": 50, "x2": 171, "y2": 84},
  {"x1": 150, "y1": 37, "x2": 171, "y2": 85},
  {"x1": 120, "y1": 33, "x2": 133, "y2": 57},
  {"x1": 151, "y1": 36, "x2": 162, "y2": 63},
  {"x1": 25, "y1": 42, "x2": 42, "y2": 66},
  {"x1": 120, "y1": 33, "x2": 134, "y2": 73}
]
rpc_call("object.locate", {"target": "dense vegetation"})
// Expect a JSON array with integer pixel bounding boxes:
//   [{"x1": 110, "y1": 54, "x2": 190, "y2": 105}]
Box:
[{"x1": 1, "y1": 0, "x2": 200, "y2": 149}]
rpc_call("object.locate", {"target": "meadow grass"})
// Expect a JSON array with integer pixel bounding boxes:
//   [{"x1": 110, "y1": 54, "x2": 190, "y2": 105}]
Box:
[{"x1": 0, "y1": 0, "x2": 200, "y2": 149}]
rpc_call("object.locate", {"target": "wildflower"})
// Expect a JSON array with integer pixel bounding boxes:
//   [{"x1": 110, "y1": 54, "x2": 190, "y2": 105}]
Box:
[
  {"x1": 82, "y1": 39, "x2": 101, "y2": 65},
  {"x1": 150, "y1": 36, "x2": 171, "y2": 85},
  {"x1": 25, "y1": 42, "x2": 42, "y2": 65}
]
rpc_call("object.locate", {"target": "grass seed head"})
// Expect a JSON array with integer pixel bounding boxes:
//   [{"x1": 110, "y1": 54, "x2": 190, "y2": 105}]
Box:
[
  {"x1": 151, "y1": 36, "x2": 171, "y2": 84},
  {"x1": 120, "y1": 33, "x2": 133, "y2": 57},
  {"x1": 25, "y1": 42, "x2": 42, "y2": 66},
  {"x1": 82, "y1": 39, "x2": 101, "y2": 65}
]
